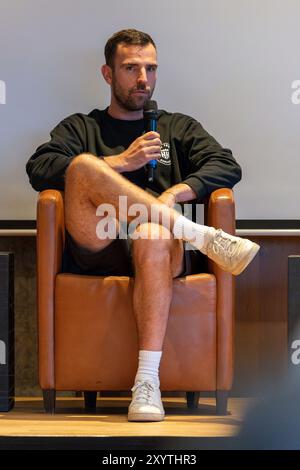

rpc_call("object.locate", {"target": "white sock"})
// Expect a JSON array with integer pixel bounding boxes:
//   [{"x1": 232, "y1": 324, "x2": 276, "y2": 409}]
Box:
[
  {"x1": 173, "y1": 215, "x2": 216, "y2": 254},
  {"x1": 134, "y1": 350, "x2": 162, "y2": 387}
]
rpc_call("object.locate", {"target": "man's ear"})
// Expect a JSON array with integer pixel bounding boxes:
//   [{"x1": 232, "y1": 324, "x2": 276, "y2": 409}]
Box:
[{"x1": 101, "y1": 64, "x2": 112, "y2": 85}]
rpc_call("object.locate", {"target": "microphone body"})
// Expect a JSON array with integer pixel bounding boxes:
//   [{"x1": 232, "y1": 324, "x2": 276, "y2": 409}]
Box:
[{"x1": 143, "y1": 100, "x2": 158, "y2": 183}]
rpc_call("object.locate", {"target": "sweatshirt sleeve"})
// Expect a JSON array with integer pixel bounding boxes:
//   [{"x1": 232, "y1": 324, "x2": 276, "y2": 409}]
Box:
[
  {"x1": 178, "y1": 115, "x2": 242, "y2": 201},
  {"x1": 26, "y1": 114, "x2": 86, "y2": 192}
]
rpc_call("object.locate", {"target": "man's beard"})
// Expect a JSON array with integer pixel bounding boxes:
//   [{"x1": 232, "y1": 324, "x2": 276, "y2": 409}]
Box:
[{"x1": 112, "y1": 80, "x2": 154, "y2": 111}]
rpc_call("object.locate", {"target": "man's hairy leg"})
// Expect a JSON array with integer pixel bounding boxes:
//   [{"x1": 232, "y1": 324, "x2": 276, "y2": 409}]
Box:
[
  {"x1": 131, "y1": 223, "x2": 184, "y2": 352},
  {"x1": 64, "y1": 152, "x2": 184, "y2": 351},
  {"x1": 65, "y1": 152, "x2": 260, "y2": 276},
  {"x1": 129, "y1": 222, "x2": 184, "y2": 419},
  {"x1": 65, "y1": 152, "x2": 184, "y2": 243}
]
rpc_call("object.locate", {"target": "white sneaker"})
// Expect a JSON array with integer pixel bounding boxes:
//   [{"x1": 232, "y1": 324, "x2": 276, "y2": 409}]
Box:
[
  {"x1": 128, "y1": 380, "x2": 165, "y2": 422},
  {"x1": 206, "y1": 228, "x2": 260, "y2": 276}
]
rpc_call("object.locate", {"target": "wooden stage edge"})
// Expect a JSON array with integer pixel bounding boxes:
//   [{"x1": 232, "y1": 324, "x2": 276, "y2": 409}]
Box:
[{"x1": 0, "y1": 397, "x2": 255, "y2": 450}]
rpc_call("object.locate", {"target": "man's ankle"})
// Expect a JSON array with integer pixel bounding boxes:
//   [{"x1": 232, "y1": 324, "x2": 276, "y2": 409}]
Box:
[
  {"x1": 134, "y1": 373, "x2": 160, "y2": 387},
  {"x1": 202, "y1": 227, "x2": 216, "y2": 254}
]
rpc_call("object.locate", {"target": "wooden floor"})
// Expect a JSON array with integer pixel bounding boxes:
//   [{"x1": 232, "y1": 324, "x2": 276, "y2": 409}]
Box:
[{"x1": 0, "y1": 397, "x2": 254, "y2": 438}]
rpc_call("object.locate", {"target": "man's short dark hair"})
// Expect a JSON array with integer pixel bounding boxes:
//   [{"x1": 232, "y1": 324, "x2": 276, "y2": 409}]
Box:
[{"x1": 104, "y1": 29, "x2": 156, "y2": 68}]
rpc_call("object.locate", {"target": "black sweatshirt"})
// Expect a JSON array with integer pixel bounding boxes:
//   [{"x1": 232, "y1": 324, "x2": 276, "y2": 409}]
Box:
[{"x1": 26, "y1": 107, "x2": 242, "y2": 201}]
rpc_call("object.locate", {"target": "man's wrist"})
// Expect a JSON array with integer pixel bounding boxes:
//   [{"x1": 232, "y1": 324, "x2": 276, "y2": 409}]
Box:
[
  {"x1": 164, "y1": 184, "x2": 197, "y2": 203},
  {"x1": 103, "y1": 154, "x2": 128, "y2": 173},
  {"x1": 164, "y1": 189, "x2": 177, "y2": 203}
]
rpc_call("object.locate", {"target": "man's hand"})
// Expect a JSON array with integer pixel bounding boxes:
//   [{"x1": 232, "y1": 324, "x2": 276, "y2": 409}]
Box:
[
  {"x1": 119, "y1": 131, "x2": 162, "y2": 172},
  {"x1": 157, "y1": 190, "x2": 177, "y2": 208},
  {"x1": 157, "y1": 184, "x2": 198, "y2": 207}
]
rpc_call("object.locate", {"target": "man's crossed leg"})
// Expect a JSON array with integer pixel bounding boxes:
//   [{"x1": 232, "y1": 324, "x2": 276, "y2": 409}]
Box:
[{"x1": 64, "y1": 153, "x2": 260, "y2": 421}]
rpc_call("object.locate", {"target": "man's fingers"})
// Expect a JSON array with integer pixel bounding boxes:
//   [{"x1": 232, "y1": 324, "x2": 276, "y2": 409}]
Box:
[
  {"x1": 140, "y1": 138, "x2": 162, "y2": 148},
  {"x1": 146, "y1": 153, "x2": 161, "y2": 161},
  {"x1": 143, "y1": 131, "x2": 160, "y2": 139},
  {"x1": 146, "y1": 145, "x2": 161, "y2": 154}
]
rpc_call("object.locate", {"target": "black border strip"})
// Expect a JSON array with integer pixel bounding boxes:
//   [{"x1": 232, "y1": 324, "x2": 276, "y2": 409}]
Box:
[
  {"x1": 237, "y1": 220, "x2": 300, "y2": 229},
  {"x1": 0, "y1": 220, "x2": 300, "y2": 230},
  {"x1": 0, "y1": 435, "x2": 236, "y2": 450},
  {"x1": 0, "y1": 221, "x2": 36, "y2": 229}
]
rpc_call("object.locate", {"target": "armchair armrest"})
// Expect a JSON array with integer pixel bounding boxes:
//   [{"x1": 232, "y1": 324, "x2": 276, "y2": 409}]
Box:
[
  {"x1": 205, "y1": 188, "x2": 235, "y2": 391},
  {"x1": 36, "y1": 189, "x2": 65, "y2": 389},
  {"x1": 205, "y1": 187, "x2": 235, "y2": 235}
]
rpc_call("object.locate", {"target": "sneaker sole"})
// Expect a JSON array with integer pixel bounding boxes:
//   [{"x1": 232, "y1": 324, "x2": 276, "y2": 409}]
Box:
[
  {"x1": 231, "y1": 242, "x2": 260, "y2": 276},
  {"x1": 128, "y1": 412, "x2": 165, "y2": 422}
]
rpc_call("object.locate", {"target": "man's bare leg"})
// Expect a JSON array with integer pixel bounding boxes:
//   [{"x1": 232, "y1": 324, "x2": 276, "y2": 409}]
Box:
[
  {"x1": 128, "y1": 223, "x2": 184, "y2": 422},
  {"x1": 64, "y1": 152, "x2": 185, "y2": 359},
  {"x1": 65, "y1": 152, "x2": 184, "y2": 248},
  {"x1": 65, "y1": 158, "x2": 185, "y2": 422},
  {"x1": 65, "y1": 152, "x2": 259, "y2": 277},
  {"x1": 131, "y1": 222, "x2": 184, "y2": 352}
]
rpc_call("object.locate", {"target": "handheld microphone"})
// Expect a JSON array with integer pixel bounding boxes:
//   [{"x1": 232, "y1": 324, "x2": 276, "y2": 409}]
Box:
[{"x1": 143, "y1": 100, "x2": 158, "y2": 183}]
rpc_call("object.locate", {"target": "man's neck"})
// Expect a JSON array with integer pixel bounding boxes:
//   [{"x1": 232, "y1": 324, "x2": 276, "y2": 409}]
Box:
[{"x1": 107, "y1": 103, "x2": 143, "y2": 121}]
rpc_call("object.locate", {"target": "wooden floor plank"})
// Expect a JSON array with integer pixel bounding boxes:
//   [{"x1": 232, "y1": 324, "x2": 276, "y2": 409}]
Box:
[{"x1": 0, "y1": 398, "x2": 254, "y2": 438}]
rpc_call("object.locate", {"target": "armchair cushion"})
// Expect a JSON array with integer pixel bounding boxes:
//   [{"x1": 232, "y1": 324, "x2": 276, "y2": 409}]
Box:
[{"x1": 54, "y1": 273, "x2": 217, "y2": 391}]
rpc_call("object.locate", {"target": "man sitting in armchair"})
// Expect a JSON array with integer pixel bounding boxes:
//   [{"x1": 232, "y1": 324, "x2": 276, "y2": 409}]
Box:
[{"x1": 26, "y1": 29, "x2": 259, "y2": 422}]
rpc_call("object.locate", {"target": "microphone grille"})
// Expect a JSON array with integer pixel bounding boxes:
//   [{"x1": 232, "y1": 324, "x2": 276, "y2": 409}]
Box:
[{"x1": 143, "y1": 100, "x2": 158, "y2": 112}]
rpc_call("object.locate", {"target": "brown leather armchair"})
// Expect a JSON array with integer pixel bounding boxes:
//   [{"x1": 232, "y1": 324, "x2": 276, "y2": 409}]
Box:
[{"x1": 37, "y1": 188, "x2": 235, "y2": 415}]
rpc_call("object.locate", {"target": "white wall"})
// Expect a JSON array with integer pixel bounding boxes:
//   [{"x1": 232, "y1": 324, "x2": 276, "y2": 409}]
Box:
[{"x1": 0, "y1": 0, "x2": 299, "y2": 220}]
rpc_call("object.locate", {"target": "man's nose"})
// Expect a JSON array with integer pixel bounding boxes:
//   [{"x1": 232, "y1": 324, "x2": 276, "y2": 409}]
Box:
[{"x1": 137, "y1": 68, "x2": 147, "y2": 84}]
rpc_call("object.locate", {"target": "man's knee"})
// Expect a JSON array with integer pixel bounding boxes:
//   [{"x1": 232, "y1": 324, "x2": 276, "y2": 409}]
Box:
[
  {"x1": 131, "y1": 223, "x2": 184, "y2": 277},
  {"x1": 131, "y1": 222, "x2": 173, "y2": 242},
  {"x1": 66, "y1": 153, "x2": 105, "y2": 184},
  {"x1": 131, "y1": 223, "x2": 173, "y2": 264}
]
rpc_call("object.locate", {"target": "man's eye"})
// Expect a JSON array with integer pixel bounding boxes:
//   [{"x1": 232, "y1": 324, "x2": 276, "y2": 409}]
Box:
[
  {"x1": 147, "y1": 66, "x2": 157, "y2": 72},
  {"x1": 126, "y1": 66, "x2": 134, "y2": 71}
]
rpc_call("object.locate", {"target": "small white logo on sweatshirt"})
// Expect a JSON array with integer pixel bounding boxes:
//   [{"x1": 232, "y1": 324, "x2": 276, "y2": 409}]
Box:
[{"x1": 158, "y1": 143, "x2": 171, "y2": 166}]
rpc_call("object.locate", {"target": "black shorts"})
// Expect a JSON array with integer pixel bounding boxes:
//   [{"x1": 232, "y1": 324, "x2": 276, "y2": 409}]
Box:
[{"x1": 62, "y1": 230, "x2": 207, "y2": 277}]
